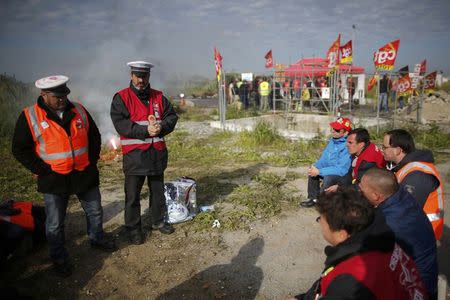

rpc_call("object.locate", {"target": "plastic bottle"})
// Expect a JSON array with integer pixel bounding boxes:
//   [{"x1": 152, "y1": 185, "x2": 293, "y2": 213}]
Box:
[{"x1": 189, "y1": 184, "x2": 198, "y2": 214}]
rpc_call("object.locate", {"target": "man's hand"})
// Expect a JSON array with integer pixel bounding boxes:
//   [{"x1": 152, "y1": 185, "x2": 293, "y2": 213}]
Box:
[
  {"x1": 307, "y1": 165, "x2": 320, "y2": 177},
  {"x1": 324, "y1": 184, "x2": 338, "y2": 193},
  {"x1": 148, "y1": 123, "x2": 161, "y2": 137}
]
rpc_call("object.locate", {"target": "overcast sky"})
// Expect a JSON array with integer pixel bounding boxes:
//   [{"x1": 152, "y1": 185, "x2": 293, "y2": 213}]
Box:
[{"x1": 1, "y1": 0, "x2": 449, "y2": 137}]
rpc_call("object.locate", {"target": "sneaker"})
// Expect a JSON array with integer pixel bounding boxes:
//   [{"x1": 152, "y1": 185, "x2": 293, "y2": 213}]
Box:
[
  {"x1": 152, "y1": 222, "x2": 175, "y2": 235},
  {"x1": 52, "y1": 260, "x2": 73, "y2": 277},
  {"x1": 90, "y1": 239, "x2": 118, "y2": 252},
  {"x1": 300, "y1": 198, "x2": 317, "y2": 208}
]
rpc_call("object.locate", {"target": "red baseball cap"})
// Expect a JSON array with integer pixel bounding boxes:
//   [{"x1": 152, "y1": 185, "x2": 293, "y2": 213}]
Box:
[{"x1": 329, "y1": 117, "x2": 352, "y2": 132}]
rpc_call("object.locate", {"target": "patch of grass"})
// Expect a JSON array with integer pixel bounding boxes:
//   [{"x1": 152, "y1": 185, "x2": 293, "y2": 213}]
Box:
[{"x1": 238, "y1": 120, "x2": 285, "y2": 148}]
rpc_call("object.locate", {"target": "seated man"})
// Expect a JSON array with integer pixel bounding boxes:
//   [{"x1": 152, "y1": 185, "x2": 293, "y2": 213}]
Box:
[
  {"x1": 300, "y1": 117, "x2": 352, "y2": 207},
  {"x1": 290, "y1": 188, "x2": 427, "y2": 300},
  {"x1": 359, "y1": 168, "x2": 438, "y2": 299}
]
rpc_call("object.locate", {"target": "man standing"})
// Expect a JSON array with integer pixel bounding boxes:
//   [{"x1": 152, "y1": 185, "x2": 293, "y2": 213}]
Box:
[
  {"x1": 360, "y1": 168, "x2": 438, "y2": 299},
  {"x1": 12, "y1": 75, "x2": 115, "y2": 276},
  {"x1": 110, "y1": 61, "x2": 178, "y2": 245},
  {"x1": 378, "y1": 74, "x2": 390, "y2": 113},
  {"x1": 382, "y1": 129, "x2": 444, "y2": 240},
  {"x1": 300, "y1": 117, "x2": 352, "y2": 207},
  {"x1": 258, "y1": 77, "x2": 270, "y2": 111}
]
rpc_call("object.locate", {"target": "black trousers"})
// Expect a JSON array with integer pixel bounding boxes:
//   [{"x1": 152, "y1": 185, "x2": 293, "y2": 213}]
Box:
[{"x1": 124, "y1": 174, "x2": 166, "y2": 232}]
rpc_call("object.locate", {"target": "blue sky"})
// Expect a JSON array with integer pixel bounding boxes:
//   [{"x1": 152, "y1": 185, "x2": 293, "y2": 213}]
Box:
[{"x1": 1, "y1": 0, "x2": 449, "y2": 87}]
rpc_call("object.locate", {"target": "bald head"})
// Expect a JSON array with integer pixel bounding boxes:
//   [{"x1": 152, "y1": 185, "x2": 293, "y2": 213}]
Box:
[{"x1": 359, "y1": 168, "x2": 399, "y2": 206}]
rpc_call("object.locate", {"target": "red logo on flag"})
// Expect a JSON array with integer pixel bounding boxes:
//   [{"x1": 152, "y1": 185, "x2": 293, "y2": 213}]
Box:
[
  {"x1": 326, "y1": 34, "x2": 341, "y2": 68},
  {"x1": 339, "y1": 40, "x2": 352, "y2": 64},
  {"x1": 265, "y1": 50, "x2": 273, "y2": 68}
]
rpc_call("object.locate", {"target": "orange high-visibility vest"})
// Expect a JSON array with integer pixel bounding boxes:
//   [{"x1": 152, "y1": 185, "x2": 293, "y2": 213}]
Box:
[
  {"x1": 0, "y1": 202, "x2": 35, "y2": 231},
  {"x1": 396, "y1": 161, "x2": 444, "y2": 240},
  {"x1": 23, "y1": 102, "x2": 90, "y2": 175},
  {"x1": 117, "y1": 88, "x2": 166, "y2": 154}
]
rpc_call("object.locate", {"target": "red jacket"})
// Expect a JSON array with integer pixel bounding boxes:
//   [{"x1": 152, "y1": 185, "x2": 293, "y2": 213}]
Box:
[
  {"x1": 118, "y1": 87, "x2": 166, "y2": 154},
  {"x1": 352, "y1": 143, "x2": 385, "y2": 182}
]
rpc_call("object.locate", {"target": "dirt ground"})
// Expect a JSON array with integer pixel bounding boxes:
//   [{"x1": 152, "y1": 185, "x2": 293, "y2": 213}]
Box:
[{"x1": 2, "y1": 120, "x2": 450, "y2": 299}]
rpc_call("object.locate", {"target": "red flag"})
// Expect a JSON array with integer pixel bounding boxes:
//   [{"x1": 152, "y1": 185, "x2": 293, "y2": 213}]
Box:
[
  {"x1": 326, "y1": 34, "x2": 341, "y2": 68},
  {"x1": 214, "y1": 47, "x2": 223, "y2": 81},
  {"x1": 339, "y1": 40, "x2": 352, "y2": 64},
  {"x1": 373, "y1": 39, "x2": 400, "y2": 71},
  {"x1": 397, "y1": 73, "x2": 413, "y2": 97},
  {"x1": 420, "y1": 59, "x2": 427, "y2": 75},
  {"x1": 424, "y1": 71, "x2": 437, "y2": 93},
  {"x1": 265, "y1": 50, "x2": 273, "y2": 68},
  {"x1": 368, "y1": 75, "x2": 377, "y2": 92}
]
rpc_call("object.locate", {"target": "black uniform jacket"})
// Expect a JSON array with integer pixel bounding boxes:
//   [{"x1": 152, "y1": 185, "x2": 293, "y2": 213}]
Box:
[
  {"x1": 110, "y1": 83, "x2": 178, "y2": 176},
  {"x1": 12, "y1": 97, "x2": 101, "y2": 195}
]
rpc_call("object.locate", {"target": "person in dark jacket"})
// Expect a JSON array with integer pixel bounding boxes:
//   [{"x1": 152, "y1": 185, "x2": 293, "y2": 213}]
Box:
[
  {"x1": 110, "y1": 61, "x2": 178, "y2": 245},
  {"x1": 12, "y1": 75, "x2": 116, "y2": 276},
  {"x1": 382, "y1": 129, "x2": 444, "y2": 241},
  {"x1": 300, "y1": 117, "x2": 352, "y2": 207},
  {"x1": 289, "y1": 188, "x2": 427, "y2": 300},
  {"x1": 360, "y1": 168, "x2": 438, "y2": 299}
]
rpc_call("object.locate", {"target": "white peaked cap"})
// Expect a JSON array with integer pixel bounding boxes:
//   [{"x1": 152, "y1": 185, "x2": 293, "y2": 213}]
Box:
[
  {"x1": 127, "y1": 61, "x2": 154, "y2": 73},
  {"x1": 35, "y1": 75, "x2": 69, "y2": 89}
]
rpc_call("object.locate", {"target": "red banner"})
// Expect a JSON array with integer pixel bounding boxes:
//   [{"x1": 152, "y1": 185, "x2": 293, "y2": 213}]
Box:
[
  {"x1": 420, "y1": 59, "x2": 427, "y2": 75},
  {"x1": 339, "y1": 40, "x2": 352, "y2": 64},
  {"x1": 326, "y1": 34, "x2": 340, "y2": 68},
  {"x1": 373, "y1": 39, "x2": 400, "y2": 71},
  {"x1": 368, "y1": 75, "x2": 377, "y2": 92},
  {"x1": 424, "y1": 71, "x2": 437, "y2": 93},
  {"x1": 214, "y1": 47, "x2": 223, "y2": 81},
  {"x1": 265, "y1": 50, "x2": 273, "y2": 68},
  {"x1": 396, "y1": 73, "x2": 413, "y2": 97}
]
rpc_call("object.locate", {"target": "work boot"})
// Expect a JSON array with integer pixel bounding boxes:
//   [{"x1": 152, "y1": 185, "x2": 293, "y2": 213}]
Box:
[
  {"x1": 90, "y1": 238, "x2": 118, "y2": 252},
  {"x1": 127, "y1": 230, "x2": 145, "y2": 245},
  {"x1": 52, "y1": 260, "x2": 73, "y2": 277},
  {"x1": 300, "y1": 198, "x2": 317, "y2": 208},
  {"x1": 152, "y1": 222, "x2": 175, "y2": 235}
]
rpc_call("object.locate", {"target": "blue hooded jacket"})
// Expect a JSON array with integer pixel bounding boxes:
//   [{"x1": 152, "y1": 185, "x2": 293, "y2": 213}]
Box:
[
  {"x1": 315, "y1": 136, "x2": 351, "y2": 177},
  {"x1": 379, "y1": 186, "x2": 438, "y2": 296}
]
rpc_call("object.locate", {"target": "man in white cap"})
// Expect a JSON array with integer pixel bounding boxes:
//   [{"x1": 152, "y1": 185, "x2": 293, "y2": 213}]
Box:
[
  {"x1": 12, "y1": 75, "x2": 116, "y2": 277},
  {"x1": 110, "y1": 61, "x2": 178, "y2": 245}
]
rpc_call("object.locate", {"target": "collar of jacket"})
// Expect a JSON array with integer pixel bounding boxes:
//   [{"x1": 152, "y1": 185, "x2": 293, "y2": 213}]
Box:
[
  {"x1": 392, "y1": 149, "x2": 435, "y2": 172},
  {"x1": 37, "y1": 96, "x2": 76, "y2": 126},
  {"x1": 129, "y1": 81, "x2": 151, "y2": 102}
]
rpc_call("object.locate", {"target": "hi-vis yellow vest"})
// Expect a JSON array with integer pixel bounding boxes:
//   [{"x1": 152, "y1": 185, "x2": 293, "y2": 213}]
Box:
[{"x1": 259, "y1": 81, "x2": 270, "y2": 96}]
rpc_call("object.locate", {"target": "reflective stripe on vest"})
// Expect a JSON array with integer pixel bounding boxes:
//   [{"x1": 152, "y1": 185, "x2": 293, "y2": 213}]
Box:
[
  {"x1": 120, "y1": 136, "x2": 165, "y2": 145},
  {"x1": 396, "y1": 161, "x2": 444, "y2": 240},
  {"x1": 24, "y1": 103, "x2": 90, "y2": 174}
]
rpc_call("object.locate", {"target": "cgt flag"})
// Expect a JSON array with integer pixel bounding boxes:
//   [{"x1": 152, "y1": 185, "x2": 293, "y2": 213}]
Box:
[
  {"x1": 327, "y1": 34, "x2": 341, "y2": 68},
  {"x1": 396, "y1": 73, "x2": 413, "y2": 97},
  {"x1": 265, "y1": 50, "x2": 273, "y2": 68},
  {"x1": 420, "y1": 59, "x2": 427, "y2": 75},
  {"x1": 340, "y1": 40, "x2": 353, "y2": 64},
  {"x1": 373, "y1": 39, "x2": 400, "y2": 71},
  {"x1": 424, "y1": 71, "x2": 437, "y2": 94},
  {"x1": 368, "y1": 75, "x2": 378, "y2": 92},
  {"x1": 214, "y1": 47, "x2": 223, "y2": 82}
]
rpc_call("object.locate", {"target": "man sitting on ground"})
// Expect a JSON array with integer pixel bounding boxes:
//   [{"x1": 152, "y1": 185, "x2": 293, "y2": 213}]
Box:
[
  {"x1": 289, "y1": 188, "x2": 427, "y2": 300},
  {"x1": 359, "y1": 168, "x2": 438, "y2": 299},
  {"x1": 300, "y1": 117, "x2": 352, "y2": 207},
  {"x1": 382, "y1": 129, "x2": 444, "y2": 241}
]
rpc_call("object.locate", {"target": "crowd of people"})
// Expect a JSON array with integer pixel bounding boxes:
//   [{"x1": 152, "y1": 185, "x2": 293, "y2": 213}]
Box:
[
  {"x1": 296, "y1": 117, "x2": 443, "y2": 299},
  {"x1": 0, "y1": 62, "x2": 445, "y2": 299}
]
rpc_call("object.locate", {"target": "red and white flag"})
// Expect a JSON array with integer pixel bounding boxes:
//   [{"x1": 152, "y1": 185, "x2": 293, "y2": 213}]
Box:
[
  {"x1": 420, "y1": 59, "x2": 427, "y2": 75},
  {"x1": 397, "y1": 73, "x2": 413, "y2": 97},
  {"x1": 373, "y1": 39, "x2": 400, "y2": 71},
  {"x1": 265, "y1": 50, "x2": 273, "y2": 68},
  {"x1": 339, "y1": 40, "x2": 352, "y2": 64},
  {"x1": 424, "y1": 71, "x2": 437, "y2": 94},
  {"x1": 326, "y1": 34, "x2": 341, "y2": 68},
  {"x1": 214, "y1": 47, "x2": 223, "y2": 81}
]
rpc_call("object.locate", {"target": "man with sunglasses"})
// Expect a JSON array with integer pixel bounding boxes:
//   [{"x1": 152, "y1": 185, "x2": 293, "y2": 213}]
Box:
[
  {"x1": 110, "y1": 61, "x2": 178, "y2": 245},
  {"x1": 12, "y1": 75, "x2": 116, "y2": 276},
  {"x1": 300, "y1": 117, "x2": 352, "y2": 207}
]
